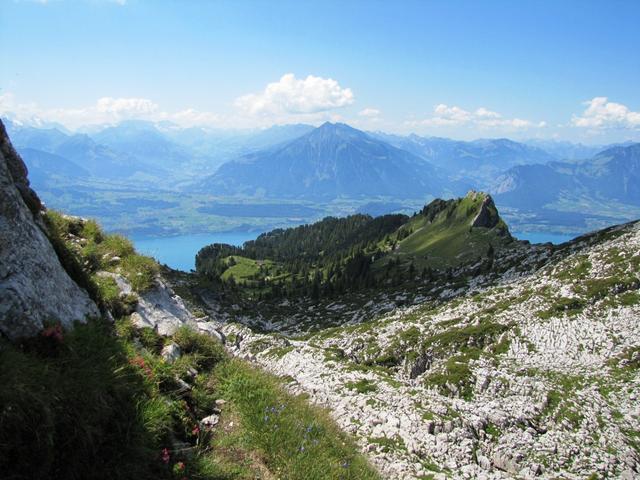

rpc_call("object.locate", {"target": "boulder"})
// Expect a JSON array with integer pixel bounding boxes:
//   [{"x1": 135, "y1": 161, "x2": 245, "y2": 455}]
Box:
[
  {"x1": 200, "y1": 414, "x2": 220, "y2": 429},
  {"x1": 408, "y1": 352, "x2": 432, "y2": 378},
  {"x1": 476, "y1": 454, "x2": 491, "y2": 470},
  {"x1": 131, "y1": 276, "x2": 196, "y2": 336},
  {"x1": 161, "y1": 343, "x2": 181, "y2": 363}
]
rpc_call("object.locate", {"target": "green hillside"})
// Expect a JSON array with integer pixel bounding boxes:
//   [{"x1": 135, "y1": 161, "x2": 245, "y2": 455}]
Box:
[
  {"x1": 384, "y1": 190, "x2": 513, "y2": 269},
  {"x1": 195, "y1": 191, "x2": 514, "y2": 300}
]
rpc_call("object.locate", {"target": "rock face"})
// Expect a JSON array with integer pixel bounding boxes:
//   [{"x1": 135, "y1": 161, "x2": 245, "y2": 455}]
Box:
[
  {"x1": 471, "y1": 193, "x2": 500, "y2": 228},
  {"x1": 97, "y1": 270, "x2": 196, "y2": 336},
  {"x1": 0, "y1": 120, "x2": 99, "y2": 340},
  {"x1": 132, "y1": 276, "x2": 197, "y2": 335}
]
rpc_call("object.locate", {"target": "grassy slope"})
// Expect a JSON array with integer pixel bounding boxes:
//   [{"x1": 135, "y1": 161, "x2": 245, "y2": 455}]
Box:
[
  {"x1": 0, "y1": 212, "x2": 379, "y2": 480},
  {"x1": 384, "y1": 192, "x2": 511, "y2": 269},
  {"x1": 220, "y1": 256, "x2": 278, "y2": 283}
]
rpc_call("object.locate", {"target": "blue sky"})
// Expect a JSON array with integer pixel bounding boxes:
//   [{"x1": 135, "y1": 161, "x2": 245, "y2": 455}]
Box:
[{"x1": 1, "y1": 0, "x2": 639, "y2": 142}]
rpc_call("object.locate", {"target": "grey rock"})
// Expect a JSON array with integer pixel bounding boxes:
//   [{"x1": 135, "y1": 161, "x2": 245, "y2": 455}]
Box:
[
  {"x1": 0, "y1": 120, "x2": 99, "y2": 340},
  {"x1": 408, "y1": 352, "x2": 432, "y2": 378},
  {"x1": 161, "y1": 343, "x2": 181, "y2": 363},
  {"x1": 131, "y1": 276, "x2": 195, "y2": 336},
  {"x1": 175, "y1": 378, "x2": 191, "y2": 393},
  {"x1": 492, "y1": 451, "x2": 520, "y2": 474},
  {"x1": 200, "y1": 414, "x2": 220, "y2": 428},
  {"x1": 471, "y1": 193, "x2": 499, "y2": 229},
  {"x1": 476, "y1": 454, "x2": 491, "y2": 470},
  {"x1": 197, "y1": 321, "x2": 226, "y2": 344}
]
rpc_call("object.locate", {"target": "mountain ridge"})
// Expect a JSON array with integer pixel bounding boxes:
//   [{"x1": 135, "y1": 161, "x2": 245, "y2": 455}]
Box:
[
  {"x1": 199, "y1": 122, "x2": 459, "y2": 199},
  {"x1": 493, "y1": 142, "x2": 640, "y2": 209}
]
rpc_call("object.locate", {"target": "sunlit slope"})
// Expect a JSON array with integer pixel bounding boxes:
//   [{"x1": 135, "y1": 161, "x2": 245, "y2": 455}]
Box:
[{"x1": 383, "y1": 191, "x2": 513, "y2": 269}]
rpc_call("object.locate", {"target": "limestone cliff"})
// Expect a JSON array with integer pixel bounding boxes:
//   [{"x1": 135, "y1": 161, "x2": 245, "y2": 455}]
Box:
[{"x1": 0, "y1": 120, "x2": 99, "y2": 340}]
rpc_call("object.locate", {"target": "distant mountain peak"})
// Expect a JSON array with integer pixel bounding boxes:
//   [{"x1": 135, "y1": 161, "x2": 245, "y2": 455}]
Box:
[
  {"x1": 312, "y1": 121, "x2": 361, "y2": 135},
  {"x1": 200, "y1": 122, "x2": 453, "y2": 199}
]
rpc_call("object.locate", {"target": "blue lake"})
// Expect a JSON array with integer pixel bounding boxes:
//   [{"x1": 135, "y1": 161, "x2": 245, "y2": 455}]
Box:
[
  {"x1": 131, "y1": 231, "x2": 261, "y2": 272},
  {"x1": 513, "y1": 231, "x2": 576, "y2": 245}
]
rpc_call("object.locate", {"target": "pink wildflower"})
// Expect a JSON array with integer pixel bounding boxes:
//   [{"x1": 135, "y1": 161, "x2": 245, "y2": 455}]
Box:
[
  {"x1": 42, "y1": 324, "x2": 64, "y2": 342},
  {"x1": 161, "y1": 447, "x2": 170, "y2": 464}
]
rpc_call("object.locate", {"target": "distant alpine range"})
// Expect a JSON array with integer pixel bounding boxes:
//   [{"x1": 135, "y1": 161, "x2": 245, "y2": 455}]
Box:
[
  {"x1": 199, "y1": 122, "x2": 455, "y2": 199},
  {"x1": 4, "y1": 117, "x2": 640, "y2": 235}
]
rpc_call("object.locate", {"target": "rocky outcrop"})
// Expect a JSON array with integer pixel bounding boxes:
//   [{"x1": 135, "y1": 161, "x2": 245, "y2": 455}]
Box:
[
  {"x1": 0, "y1": 120, "x2": 42, "y2": 216},
  {"x1": 99, "y1": 270, "x2": 197, "y2": 336},
  {"x1": 0, "y1": 120, "x2": 99, "y2": 340},
  {"x1": 98, "y1": 272, "x2": 196, "y2": 335},
  {"x1": 471, "y1": 193, "x2": 499, "y2": 228},
  {"x1": 132, "y1": 276, "x2": 197, "y2": 335}
]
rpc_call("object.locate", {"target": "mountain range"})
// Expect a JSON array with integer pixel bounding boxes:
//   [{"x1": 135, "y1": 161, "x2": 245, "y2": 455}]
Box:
[
  {"x1": 492, "y1": 144, "x2": 640, "y2": 209},
  {"x1": 198, "y1": 122, "x2": 464, "y2": 199},
  {"x1": 7, "y1": 117, "x2": 639, "y2": 202},
  {"x1": 4, "y1": 116, "x2": 640, "y2": 236},
  {"x1": 373, "y1": 132, "x2": 557, "y2": 183}
]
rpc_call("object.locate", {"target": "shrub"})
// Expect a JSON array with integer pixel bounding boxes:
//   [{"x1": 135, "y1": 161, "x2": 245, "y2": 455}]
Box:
[
  {"x1": 138, "y1": 327, "x2": 165, "y2": 354},
  {"x1": 93, "y1": 275, "x2": 138, "y2": 317},
  {"x1": 345, "y1": 379, "x2": 378, "y2": 394},
  {"x1": 101, "y1": 234, "x2": 136, "y2": 259},
  {"x1": 42, "y1": 211, "x2": 100, "y2": 302},
  {"x1": 82, "y1": 219, "x2": 104, "y2": 243},
  {"x1": 121, "y1": 255, "x2": 159, "y2": 292},
  {"x1": 172, "y1": 327, "x2": 225, "y2": 370}
]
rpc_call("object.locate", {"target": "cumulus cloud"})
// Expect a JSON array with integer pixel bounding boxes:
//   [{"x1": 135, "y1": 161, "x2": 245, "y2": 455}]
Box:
[
  {"x1": 235, "y1": 73, "x2": 354, "y2": 116},
  {"x1": 358, "y1": 107, "x2": 381, "y2": 118},
  {"x1": 169, "y1": 108, "x2": 221, "y2": 127},
  {"x1": 96, "y1": 97, "x2": 159, "y2": 117},
  {"x1": 474, "y1": 107, "x2": 501, "y2": 119},
  {"x1": 571, "y1": 97, "x2": 640, "y2": 129},
  {"x1": 0, "y1": 94, "x2": 221, "y2": 129},
  {"x1": 408, "y1": 104, "x2": 545, "y2": 130}
]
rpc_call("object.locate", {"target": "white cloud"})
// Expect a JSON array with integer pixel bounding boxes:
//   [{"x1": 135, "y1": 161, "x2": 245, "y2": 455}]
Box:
[
  {"x1": 474, "y1": 107, "x2": 501, "y2": 119},
  {"x1": 0, "y1": 93, "x2": 222, "y2": 129},
  {"x1": 571, "y1": 97, "x2": 640, "y2": 129},
  {"x1": 431, "y1": 104, "x2": 473, "y2": 125},
  {"x1": 358, "y1": 107, "x2": 381, "y2": 118},
  {"x1": 408, "y1": 103, "x2": 545, "y2": 131},
  {"x1": 169, "y1": 108, "x2": 221, "y2": 127},
  {"x1": 96, "y1": 97, "x2": 159, "y2": 117},
  {"x1": 235, "y1": 73, "x2": 354, "y2": 116}
]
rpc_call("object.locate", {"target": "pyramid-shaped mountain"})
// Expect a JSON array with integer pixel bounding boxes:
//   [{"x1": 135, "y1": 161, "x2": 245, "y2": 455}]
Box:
[{"x1": 199, "y1": 122, "x2": 452, "y2": 199}]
